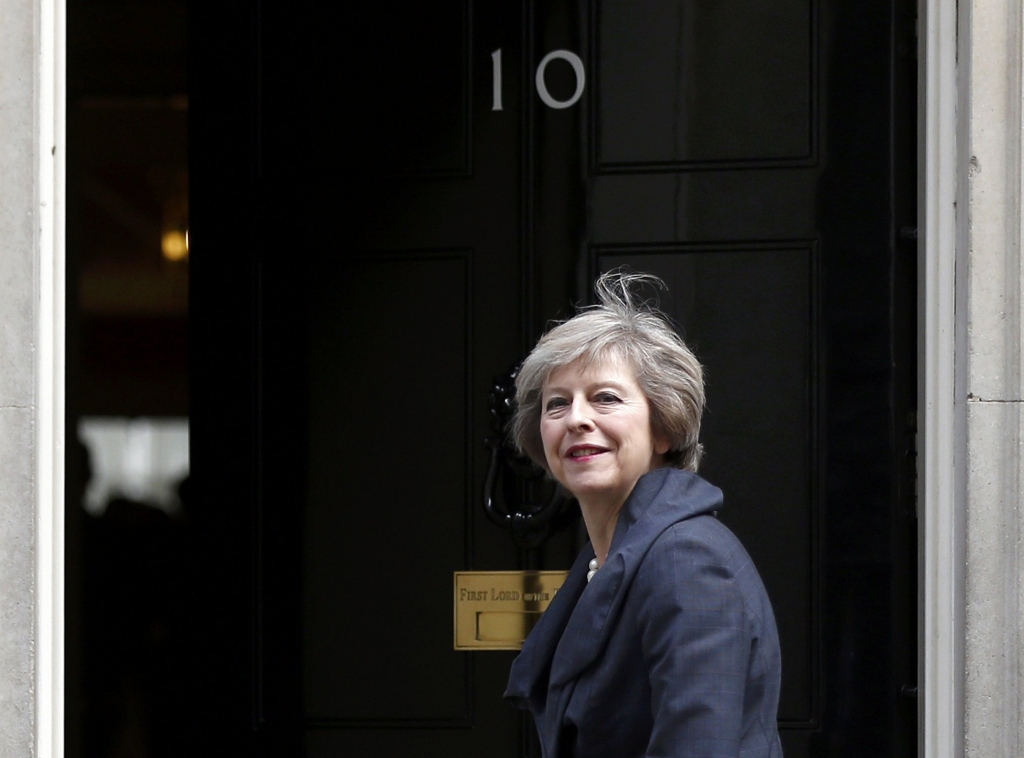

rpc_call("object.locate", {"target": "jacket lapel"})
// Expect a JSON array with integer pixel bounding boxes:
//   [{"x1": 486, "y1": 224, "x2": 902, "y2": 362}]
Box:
[
  {"x1": 504, "y1": 547, "x2": 591, "y2": 710},
  {"x1": 506, "y1": 468, "x2": 726, "y2": 757},
  {"x1": 548, "y1": 470, "x2": 721, "y2": 687}
]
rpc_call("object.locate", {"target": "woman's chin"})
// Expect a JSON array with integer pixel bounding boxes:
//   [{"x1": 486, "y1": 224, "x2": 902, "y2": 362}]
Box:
[{"x1": 566, "y1": 479, "x2": 632, "y2": 510}]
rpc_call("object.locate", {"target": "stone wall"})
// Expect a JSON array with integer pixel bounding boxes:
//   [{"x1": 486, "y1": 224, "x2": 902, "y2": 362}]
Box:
[
  {"x1": 965, "y1": 0, "x2": 1024, "y2": 755},
  {"x1": 0, "y1": 0, "x2": 42, "y2": 750},
  {"x1": 0, "y1": 0, "x2": 64, "y2": 754}
]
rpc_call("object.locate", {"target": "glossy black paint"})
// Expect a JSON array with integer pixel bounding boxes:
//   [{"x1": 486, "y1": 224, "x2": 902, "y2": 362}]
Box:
[{"x1": 189, "y1": 0, "x2": 917, "y2": 755}]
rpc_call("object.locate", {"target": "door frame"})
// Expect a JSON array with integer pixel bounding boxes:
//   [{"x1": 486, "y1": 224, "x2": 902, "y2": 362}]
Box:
[
  {"x1": 32, "y1": 0, "x2": 67, "y2": 755},
  {"x1": 31, "y1": 0, "x2": 963, "y2": 754},
  {"x1": 919, "y1": 0, "x2": 966, "y2": 756}
]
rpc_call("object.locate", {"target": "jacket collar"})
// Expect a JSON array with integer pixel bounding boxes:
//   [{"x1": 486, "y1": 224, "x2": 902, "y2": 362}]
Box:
[{"x1": 505, "y1": 468, "x2": 723, "y2": 708}]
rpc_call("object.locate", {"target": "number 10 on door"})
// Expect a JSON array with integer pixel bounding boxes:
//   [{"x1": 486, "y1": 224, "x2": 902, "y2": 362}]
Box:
[{"x1": 491, "y1": 49, "x2": 586, "y2": 111}]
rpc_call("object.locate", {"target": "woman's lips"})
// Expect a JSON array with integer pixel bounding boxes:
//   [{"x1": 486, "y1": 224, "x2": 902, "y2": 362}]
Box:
[{"x1": 566, "y1": 445, "x2": 607, "y2": 460}]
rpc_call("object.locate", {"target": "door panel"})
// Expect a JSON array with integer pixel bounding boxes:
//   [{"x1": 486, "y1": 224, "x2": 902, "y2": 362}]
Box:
[
  {"x1": 302, "y1": 254, "x2": 472, "y2": 725},
  {"x1": 595, "y1": 0, "x2": 812, "y2": 166},
  {"x1": 190, "y1": 0, "x2": 916, "y2": 755}
]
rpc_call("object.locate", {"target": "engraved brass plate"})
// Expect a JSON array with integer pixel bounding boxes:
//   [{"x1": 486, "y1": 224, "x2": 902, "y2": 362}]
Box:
[{"x1": 453, "y1": 571, "x2": 569, "y2": 650}]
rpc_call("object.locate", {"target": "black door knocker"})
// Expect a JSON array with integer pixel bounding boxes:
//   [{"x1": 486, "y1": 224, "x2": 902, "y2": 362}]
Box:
[{"x1": 483, "y1": 366, "x2": 575, "y2": 549}]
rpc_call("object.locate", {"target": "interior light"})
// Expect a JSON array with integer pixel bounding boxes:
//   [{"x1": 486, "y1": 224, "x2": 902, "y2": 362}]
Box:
[{"x1": 162, "y1": 229, "x2": 189, "y2": 261}]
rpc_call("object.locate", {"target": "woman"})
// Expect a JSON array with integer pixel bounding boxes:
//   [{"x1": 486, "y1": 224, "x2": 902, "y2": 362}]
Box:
[{"x1": 505, "y1": 272, "x2": 783, "y2": 758}]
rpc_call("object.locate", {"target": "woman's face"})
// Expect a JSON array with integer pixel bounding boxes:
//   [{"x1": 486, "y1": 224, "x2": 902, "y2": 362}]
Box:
[{"x1": 540, "y1": 355, "x2": 669, "y2": 507}]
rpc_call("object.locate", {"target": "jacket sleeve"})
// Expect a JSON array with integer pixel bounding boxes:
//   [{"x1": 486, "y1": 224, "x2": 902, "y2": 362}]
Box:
[{"x1": 634, "y1": 519, "x2": 752, "y2": 758}]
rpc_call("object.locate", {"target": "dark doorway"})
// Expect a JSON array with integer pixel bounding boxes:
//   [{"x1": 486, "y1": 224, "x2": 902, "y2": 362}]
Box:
[
  {"x1": 65, "y1": 0, "x2": 190, "y2": 756},
  {"x1": 182, "y1": 0, "x2": 920, "y2": 756}
]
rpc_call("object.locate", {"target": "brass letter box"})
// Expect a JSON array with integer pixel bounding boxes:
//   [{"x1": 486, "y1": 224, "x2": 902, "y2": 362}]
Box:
[{"x1": 453, "y1": 571, "x2": 569, "y2": 650}]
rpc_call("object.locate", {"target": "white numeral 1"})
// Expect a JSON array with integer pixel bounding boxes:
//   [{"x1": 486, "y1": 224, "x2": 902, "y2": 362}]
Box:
[{"x1": 491, "y1": 48, "x2": 503, "y2": 111}]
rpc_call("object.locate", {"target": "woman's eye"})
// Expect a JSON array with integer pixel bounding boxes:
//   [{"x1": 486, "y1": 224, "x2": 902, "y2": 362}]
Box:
[
  {"x1": 545, "y1": 397, "x2": 569, "y2": 412},
  {"x1": 594, "y1": 392, "x2": 620, "y2": 404}
]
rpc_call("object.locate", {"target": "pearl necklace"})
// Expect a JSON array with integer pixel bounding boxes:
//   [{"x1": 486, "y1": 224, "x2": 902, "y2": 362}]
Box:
[{"x1": 587, "y1": 558, "x2": 600, "y2": 582}]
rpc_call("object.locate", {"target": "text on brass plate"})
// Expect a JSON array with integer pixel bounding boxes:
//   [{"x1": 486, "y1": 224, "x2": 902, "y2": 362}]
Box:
[{"x1": 453, "y1": 571, "x2": 569, "y2": 650}]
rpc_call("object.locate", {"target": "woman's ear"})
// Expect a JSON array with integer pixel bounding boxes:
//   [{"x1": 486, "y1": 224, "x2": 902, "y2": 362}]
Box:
[{"x1": 653, "y1": 434, "x2": 671, "y2": 456}]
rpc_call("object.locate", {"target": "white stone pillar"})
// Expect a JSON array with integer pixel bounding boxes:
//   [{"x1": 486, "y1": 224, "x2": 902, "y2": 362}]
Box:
[
  {"x1": 0, "y1": 0, "x2": 65, "y2": 754},
  {"x1": 964, "y1": 0, "x2": 1024, "y2": 755},
  {"x1": 921, "y1": 0, "x2": 966, "y2": 754}
]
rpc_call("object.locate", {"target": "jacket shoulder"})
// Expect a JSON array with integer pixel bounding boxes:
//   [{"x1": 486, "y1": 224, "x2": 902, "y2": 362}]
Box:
[
  {"x1": 645, "y1": 513, "x2": 751, "y2": 568},
  {"x1": 633, "y1": 514, "x2": 773, "y2": 623}
]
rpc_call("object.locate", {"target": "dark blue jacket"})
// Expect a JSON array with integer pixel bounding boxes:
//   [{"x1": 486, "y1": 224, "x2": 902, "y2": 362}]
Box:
[{"x1": 505, "y1": 468, "x2": 783, "y2": 758}]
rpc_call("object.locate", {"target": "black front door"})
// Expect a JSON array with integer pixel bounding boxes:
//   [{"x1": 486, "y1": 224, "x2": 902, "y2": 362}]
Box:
[{"x1": 189, "y1": 0, "x2": 917, "y2": 755}]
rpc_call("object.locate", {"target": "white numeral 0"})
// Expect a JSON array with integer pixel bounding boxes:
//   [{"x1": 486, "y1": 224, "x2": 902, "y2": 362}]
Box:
[
  {"x1": 491, "y1": 48, "x2": 586, "y2": 111},
  {"x1": 535, "y1": 50, "x2": 586, "y2": 109}
]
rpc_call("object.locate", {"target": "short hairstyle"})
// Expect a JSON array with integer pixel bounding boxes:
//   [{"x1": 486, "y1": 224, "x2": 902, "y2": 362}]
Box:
[{"x1": 511, "y1": 271, "x2": 706, "y2": 472}]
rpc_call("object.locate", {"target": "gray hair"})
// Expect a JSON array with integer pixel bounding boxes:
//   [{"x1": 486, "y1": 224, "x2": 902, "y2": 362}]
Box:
[{"x1": 511, "y1": 271, "x2": 705, "y2": 472}]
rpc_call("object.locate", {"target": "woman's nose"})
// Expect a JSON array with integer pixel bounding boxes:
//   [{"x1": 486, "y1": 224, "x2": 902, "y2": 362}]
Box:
[{"x1": 566, "y1": 399, "x2": 594, "y2": 430}]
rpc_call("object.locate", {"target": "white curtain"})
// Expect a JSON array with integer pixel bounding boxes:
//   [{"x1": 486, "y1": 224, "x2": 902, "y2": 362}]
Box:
[{"x1": 78, "y1": 417, "x2": 189, "y2": 515}]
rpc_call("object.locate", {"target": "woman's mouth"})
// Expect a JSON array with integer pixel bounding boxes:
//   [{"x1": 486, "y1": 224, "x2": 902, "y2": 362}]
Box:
[{"x1": 567, "y1": 446, "x2": 606, "y2": 459}]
